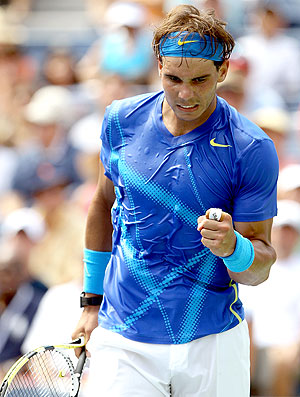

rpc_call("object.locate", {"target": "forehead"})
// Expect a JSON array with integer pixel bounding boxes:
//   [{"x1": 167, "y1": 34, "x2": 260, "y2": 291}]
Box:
[{"x1": 161, "y1": 56, "x2": 216, "y2": 76}]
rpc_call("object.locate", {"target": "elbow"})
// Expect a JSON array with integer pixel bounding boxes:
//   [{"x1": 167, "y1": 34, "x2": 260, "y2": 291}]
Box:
[
  {"x1": 229, "y1": 248, "x2": 277, "y2": 286},
  {"x1": 244, "y1": 247, "x2": 277, "y2": 286}
]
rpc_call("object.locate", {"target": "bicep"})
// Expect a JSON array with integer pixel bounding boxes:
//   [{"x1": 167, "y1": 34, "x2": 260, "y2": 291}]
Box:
[
  {"x1": 234, "y1": 218, "x2": 273, "y2": 246},
  {"x1": 85, "y1": 160, "x2": 115, "y2": 250},
  {"x1": 96, "y1": 160, "x2": 115, "y2": 209}
]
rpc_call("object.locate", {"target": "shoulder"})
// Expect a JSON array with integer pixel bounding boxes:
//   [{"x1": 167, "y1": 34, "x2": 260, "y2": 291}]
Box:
[
  {"x1": 218, "y1": 97, "x2": 276, "y2": 154},
  {"x1": 107, "y1": 91, "x2": 163, "y2": 119}
]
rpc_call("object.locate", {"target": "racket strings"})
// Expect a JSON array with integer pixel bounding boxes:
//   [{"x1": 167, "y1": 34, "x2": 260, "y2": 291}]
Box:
[{"x1": 5, "y1": 350, "x2": 75, "y2": 397}]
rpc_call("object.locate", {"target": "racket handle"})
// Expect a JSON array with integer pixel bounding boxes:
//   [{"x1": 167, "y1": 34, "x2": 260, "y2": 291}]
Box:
[
  {"x1": 75, "y1": 349, "x2": 86, "y2": 375},
  {"x1": 73, "y1": 349, "x2": 87, "y2": 397},
  {"x1": 206, "y1": 208, "x2": 223, "y2": 221}
]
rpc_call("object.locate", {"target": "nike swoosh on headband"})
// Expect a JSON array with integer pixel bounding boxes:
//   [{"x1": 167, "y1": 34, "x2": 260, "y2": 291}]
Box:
[{"x1": 178, "y1": 39, "x2": 199, "y2": 46}]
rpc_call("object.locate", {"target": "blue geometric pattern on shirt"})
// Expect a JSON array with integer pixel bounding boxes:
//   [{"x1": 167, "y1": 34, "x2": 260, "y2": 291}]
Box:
[
  {"x1": 184, "y1": 147, "x2": 206, "y2": 214},
  {"x1": 118, "y1": 160, "x2": 200, "y2": 229},
  {"x1": 107, "y1": 101, "x2": 218, "y2": 343},
  {"x1": 116, "y1": 206, "x2": 176, "y2": 342},
  {"x1": 107, "y1": 104, "x2": 201, "y2": 230},
  {"x1": 110, "y1": 244, "x2": 213, "y2": 338},
  {"x1": 109, "y1": 104, "x2": 177, "y2": 341},
  {"x1": 176, "y1": 253, "x2": 218, "y2": 343}
]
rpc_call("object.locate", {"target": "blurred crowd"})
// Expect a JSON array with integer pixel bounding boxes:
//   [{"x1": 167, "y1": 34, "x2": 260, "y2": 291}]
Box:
[{"x1": 0, "y1": 0, "x2": 300, "y2": 396}]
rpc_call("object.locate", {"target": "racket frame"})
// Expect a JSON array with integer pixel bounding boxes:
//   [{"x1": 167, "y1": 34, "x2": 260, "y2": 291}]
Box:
[{"x1": 0, "y1": 337, "x2": 86, "y2": 397}]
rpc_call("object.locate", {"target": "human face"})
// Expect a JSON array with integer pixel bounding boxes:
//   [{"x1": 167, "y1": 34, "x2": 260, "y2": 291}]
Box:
[{"x1": 159, "y1": 57, "x2": 228, "y2": 132}]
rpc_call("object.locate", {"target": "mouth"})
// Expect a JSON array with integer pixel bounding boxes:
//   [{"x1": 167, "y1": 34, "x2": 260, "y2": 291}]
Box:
[{"x1": 177, "y1": 104, "x2": 199, "y2": 112}]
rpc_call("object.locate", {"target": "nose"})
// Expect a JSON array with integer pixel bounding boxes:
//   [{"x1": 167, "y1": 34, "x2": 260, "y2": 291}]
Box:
[{"x1": 178, "y1": 83, "x2": 194, "y2": 101}]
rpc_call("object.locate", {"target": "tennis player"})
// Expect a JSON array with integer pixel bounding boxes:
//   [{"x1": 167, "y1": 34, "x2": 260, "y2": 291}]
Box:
[{"x1": 72, "y1": 5, "x2": 278, "y2": 396}]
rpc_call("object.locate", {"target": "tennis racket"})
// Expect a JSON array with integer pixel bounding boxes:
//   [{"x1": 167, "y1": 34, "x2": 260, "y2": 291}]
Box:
[{"x1": 0, "y1": 336, "x2": 86, "y2": 397}]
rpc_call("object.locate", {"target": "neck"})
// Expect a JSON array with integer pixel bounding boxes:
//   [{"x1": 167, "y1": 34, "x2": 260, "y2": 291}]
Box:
[{"x1": 162, "y1": 96, "x2": 216, "y2": 136}]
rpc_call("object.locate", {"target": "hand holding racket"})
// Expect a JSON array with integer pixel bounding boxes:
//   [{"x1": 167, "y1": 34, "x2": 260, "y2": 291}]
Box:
[
  {"x1": 197, "y1": 208, "x2": 236, "y2": 257},
  {"x1": 0, "y1": 337, "x2": 86, "y2": 397}
]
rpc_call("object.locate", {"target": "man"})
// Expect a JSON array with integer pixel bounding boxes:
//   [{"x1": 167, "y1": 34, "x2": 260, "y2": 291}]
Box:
[
  {"x1": 0, "y1": 209, "x2": 47, "y2": 380},
  {"x1": 240, "y1": 199, "x2": 300, "y2": 396},
  {"x1": 73, "y1": 5, "x2": 278, "y2": 396}
]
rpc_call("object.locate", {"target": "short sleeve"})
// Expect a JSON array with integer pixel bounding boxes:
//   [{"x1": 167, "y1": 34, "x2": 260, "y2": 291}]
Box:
[
  {"x1": 232, "y1": 139, "x2": 279, "y2": 222},
  {"x1": 100, "y1": 107, "x2": 113, "y2": 181}
]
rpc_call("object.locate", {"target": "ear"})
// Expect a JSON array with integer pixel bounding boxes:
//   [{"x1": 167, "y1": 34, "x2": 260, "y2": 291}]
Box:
[
  {"x1": 217, "y1": 60, "x2": 229, "y2": 83},
  {"x1": 158, "y1": 59, "x2": 163, "y2": 77}
]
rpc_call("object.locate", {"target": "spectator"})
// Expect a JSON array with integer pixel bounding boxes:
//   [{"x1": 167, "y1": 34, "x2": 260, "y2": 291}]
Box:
[
  {"x1": 237, "y1": 1, "x2": 300, "y2": 108},
  {"x1": 42, "y1": 47, "x2": 79, "y2": 87},
  {"x1": 217, "y1": 62, "x2": 248, "y2": 114},
  {"x1": 0, "y1": 207, "x2": 47, "y2": 381},
  {"x1": 69, "y1": 73, "x2": 129, "y2": 213},
  {"x1": 41, "y1": 47, "x2": 95, "y2": 122},
  {"x1": 0, "y1": 117, "x2": 18, "y2": 196},
  {"x1": 12, "y1": 85, "x2": 82, "y2": 202},
  {"x1": 250, "y1": 106, "x2": 294, "y2": 169},
  {"x1": 240, "y1": 199, "x2": 300, "y2": 396},
  {"x1": 77, "y1": 1, "x2": 155, "y2": 86},
  {"x1": 0, "y1": 7, "x2": 37, "y2": 144},
  {"x1": 28, "y1": 184, "x2": 86, "y2": 287},
  {"x1": 217, "y1": 53, "x2": 285, "y2": 116},
  {"x1": 277, "y1": 163, "x2": 300, "y2": 202}
]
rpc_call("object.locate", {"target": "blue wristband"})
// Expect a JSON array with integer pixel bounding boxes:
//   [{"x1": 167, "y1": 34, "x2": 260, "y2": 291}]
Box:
[
  {"x1": 83, "y1": 248, "x2": 111, "y2": 294},
  {"x1": 221, "y1": 231, "x2": 255, "y2": 273}
]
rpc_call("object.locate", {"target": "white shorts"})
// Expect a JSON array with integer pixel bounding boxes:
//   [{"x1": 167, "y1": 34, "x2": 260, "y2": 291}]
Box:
[{"x1": 85, "y1": 321, "x2": 250, "y2": 397}]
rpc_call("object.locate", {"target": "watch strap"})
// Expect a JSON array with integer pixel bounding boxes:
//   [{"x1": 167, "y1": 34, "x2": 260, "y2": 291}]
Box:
[{"x1": 80, "y1": 293, "x2": 103, "y2": 308}]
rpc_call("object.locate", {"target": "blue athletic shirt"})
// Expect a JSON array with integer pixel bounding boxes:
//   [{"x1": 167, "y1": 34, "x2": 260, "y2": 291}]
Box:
[{"x1": 98, "y1": 91, "x2": 278, "y2": 344}]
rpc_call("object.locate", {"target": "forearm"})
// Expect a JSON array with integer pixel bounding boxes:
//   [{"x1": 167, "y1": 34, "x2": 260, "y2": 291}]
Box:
[
  {"x1": 85, "y1": 160, "x2": 115, "y2": 251},
  {"x1": 228, "y1": 238, "x2": 276, "y2": 286},
  {"x1": 83, "y1": 161, "x2": 115, "y2": 296}
]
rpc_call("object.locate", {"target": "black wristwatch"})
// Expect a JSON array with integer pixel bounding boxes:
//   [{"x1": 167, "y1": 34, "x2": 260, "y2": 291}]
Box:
[{"x1": 80, "y1": 292, "x2": 103, "y2": 308}]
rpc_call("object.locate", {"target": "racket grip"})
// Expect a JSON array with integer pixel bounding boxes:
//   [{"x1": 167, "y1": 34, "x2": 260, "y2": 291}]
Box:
[
  {"x1": 206, "y1": 208, "x2": 223, "y2": 221},
  {"x1": 75, "y1": 349, "x2": 86, "y2": 375}
]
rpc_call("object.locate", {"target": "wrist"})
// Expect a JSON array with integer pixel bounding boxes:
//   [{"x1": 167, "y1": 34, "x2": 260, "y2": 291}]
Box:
[
  {"x1": 83, "y1": 249, "x2": 111, "y2": 295},
  {"x1": 221, "y1": 231, "x2": 255, "y2": 273},
  {"x1": 80, "y1": 291, "x2": 103, "y2": 308}
]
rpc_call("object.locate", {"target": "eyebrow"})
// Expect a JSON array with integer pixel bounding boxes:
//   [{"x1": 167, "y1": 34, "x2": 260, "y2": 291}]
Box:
[{"x1": 164, "y1": 73, "x2": 210, "y2": 81}]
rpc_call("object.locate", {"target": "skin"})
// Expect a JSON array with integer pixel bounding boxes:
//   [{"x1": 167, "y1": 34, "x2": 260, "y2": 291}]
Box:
[
  {"x1": 72, "y1": 55, "x2": 277, "y2": 353},
  {"x1": 158, "y1": 56, "x2": 228, "y2": 135}
]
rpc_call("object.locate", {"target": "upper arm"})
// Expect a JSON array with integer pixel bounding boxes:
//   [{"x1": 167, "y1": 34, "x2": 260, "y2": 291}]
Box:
[
  {"x1": 234, "y1": 218, "x2": 273, "y2": 247},
  {"x1": 95, "y1": 160, "x2": 115, "y2": 210},
  {"x1": 85, "y1": 160, "x2": 115, "y2": 250}
]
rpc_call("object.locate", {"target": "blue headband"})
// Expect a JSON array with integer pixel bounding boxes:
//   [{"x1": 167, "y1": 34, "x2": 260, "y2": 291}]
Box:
[{"x1": 159, "y1": 31, "x2": 224, "y2": 61}]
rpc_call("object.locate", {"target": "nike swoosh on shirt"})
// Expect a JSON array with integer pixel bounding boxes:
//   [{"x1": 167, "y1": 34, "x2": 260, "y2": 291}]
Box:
[
  {"x1": 210, "y1": 138, "x2": 231, "y2": 148},
  {"x1": 178, "y1": 39, "x2": 199, "y2": 46}
]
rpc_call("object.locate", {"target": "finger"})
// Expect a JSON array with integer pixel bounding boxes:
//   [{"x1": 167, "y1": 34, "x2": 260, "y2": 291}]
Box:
[
  {"x1": 73, "y1": 333, "x2": 87, "y2": 358},
  {"x1": 200, "y1": 227, "x2": 220, "y2": 239}
]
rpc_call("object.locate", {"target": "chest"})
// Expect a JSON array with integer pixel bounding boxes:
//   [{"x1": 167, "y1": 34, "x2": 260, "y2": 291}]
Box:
[{"x1": 114, "y1": 125, "x2": 235, "y2": 214}]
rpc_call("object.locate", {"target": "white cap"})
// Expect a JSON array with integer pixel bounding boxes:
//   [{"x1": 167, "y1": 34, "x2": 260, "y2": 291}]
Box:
[
  {"x1": 104, "y1": 1, "x2": 146, "y2": 29},
  {"x1": 278, "y1": 164, "x2": 300, "y2": 192},
  {"x1": 273, "y1": 200, "x2": 300, "y2": 233},
  {"x1": 251, "y1": 107, "x2": 289, "y2": 135},
  {"x1": 0, "y1": 8, "x2": 26, "y2": 45},
  {"x1": 1, "y1": 207, "x2": 46, "y2": 242},
  {"x1": 24, "y1": 85, "x2": 72, "y2": 125},
  {"x1": 69, "y1": 114, "x2": 102, "y2": 154}
]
